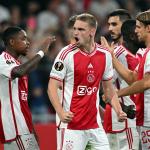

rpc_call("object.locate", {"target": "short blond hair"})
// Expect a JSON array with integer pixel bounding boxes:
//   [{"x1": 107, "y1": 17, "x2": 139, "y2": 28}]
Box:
[
  {"x1": 76, "y1": 13, "x2": 97, "y2": 29},
  {"x1": 136, "y1": 10, "x2": 150, "y2": 25}
]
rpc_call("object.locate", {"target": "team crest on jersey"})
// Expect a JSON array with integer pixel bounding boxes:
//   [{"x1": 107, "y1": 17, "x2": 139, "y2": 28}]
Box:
[
  {"x1": 87, "y1": 74, "x2": 95, "y2": 83},
  {"x1": 54, "y1": 61, "x2": 64, "y2": 71},
  {"x1": 66, "y1": 140, "x2": 73, "y2": 150}
]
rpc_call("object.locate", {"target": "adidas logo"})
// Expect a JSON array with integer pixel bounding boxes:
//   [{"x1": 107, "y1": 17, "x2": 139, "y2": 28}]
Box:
[{"x1": 88, "y1": 63, "x2": 93, "y2": 68}]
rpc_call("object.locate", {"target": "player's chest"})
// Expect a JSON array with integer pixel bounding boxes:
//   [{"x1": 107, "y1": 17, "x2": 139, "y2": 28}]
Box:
[{"x1": 68, "y1": 52, "x2": 106, "y2": 79}]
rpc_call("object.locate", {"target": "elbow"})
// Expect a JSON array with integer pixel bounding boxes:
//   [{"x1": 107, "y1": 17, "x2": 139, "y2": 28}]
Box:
[
  {"x1": 126, "y1": 72, "x2": 137, "y2": 85},
  {"x1": 11, "y1": 68, "x2": 26, "y2": 79}
]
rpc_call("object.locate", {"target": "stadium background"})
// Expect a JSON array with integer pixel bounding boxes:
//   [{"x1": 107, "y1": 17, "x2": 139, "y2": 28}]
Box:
[{"x1": 0, "y1": 0, "x2": 149, "y2": 149}]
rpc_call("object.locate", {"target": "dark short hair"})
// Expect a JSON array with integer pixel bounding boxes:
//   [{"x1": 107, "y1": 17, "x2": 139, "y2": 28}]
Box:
[
  {"x1": 76, "y1": 13, "x2": 97, "y2": 29},
  {"x1": 121, "y1": 19, "x2": 136, "y2": 41},
  {"x1": 136, "y1": 10, "x2": 150, "y2": 25},
  {"x1": 2, "y1": 26, "x2": 23, "y2": 46},
  {"x1": 67, "y1": 15, "x2": 77, "y2": 29},
  {"x1": 108, "y1": 9, "x2": 131, "y2": 22}
]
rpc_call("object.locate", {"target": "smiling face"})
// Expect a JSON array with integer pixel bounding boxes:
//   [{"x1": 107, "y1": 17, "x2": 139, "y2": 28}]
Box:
[
  {"x1": 10, "y1": 30, "x2": 30, "y2": 56},
  {"x1": 108, "y1": 16, "x2": 122, "y2": 42},
  {"x1": 73, "y1": 20, "x2": 95, "y2": 48}
]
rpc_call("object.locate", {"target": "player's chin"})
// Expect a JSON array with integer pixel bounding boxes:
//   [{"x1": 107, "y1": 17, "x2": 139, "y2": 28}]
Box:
[
  {"x1": 22, "y1": 50, "x2": 28, "y2": 56},
  {"x1": 111, "y1": 35, "x2": 117, "y2": 40}
]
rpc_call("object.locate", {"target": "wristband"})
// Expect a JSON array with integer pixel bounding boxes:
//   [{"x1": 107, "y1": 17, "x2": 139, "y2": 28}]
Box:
[{"x1": 37, "y1": 50, "x2": 44, "y2": 58}]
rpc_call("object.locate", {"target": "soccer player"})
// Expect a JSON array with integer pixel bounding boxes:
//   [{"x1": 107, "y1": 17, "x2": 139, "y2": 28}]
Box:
[
  {"x1": 102, "y1": 9, "x2": 139, "y2": 150},
  {"x1": 0, "y1": 26, "x2": 55, "y2": 150},
  {"x1": 107, "y1": 9, "x2": 131, "y2": 45},
  {"x1": 109, "y1": 10, "x2": 150, "y2": 150},
  {"x1": 56, "y1": 15, "x2": 77, "y2": 150},
  {"x1": 48, "y1": 13, "x2": 127, "y2": 150}
]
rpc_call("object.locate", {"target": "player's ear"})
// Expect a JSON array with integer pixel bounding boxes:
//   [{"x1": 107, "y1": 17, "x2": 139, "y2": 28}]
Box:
[
  {"x1": 9, "y1": 39, "x2": 15, "y2": 46},
  {"x1": 147, "y1": 24, "x2": 150, "y2": 33},
  {"x1": 90, "y1": 28, "x2": 96, "y2": 37}
]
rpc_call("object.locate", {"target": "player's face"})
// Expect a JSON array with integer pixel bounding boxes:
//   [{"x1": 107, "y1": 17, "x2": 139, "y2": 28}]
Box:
[
  {"x1": 108, "y1": 16, "x2": 122, "y2": 41},
  {"x1": 135, "y1": 20, "x2": 147, "y2": 43},
  {"x1": 11, "y1": 30, "x2": 30, "y2": 56},
  {"x1": 73, "y1": 20, "x2": 93, "y2": 47}
]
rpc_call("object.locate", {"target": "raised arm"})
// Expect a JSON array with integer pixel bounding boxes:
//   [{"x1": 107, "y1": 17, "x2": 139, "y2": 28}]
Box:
[
  {"x1": 11, "y1": 36, "x2": 55, "y2": 79},
  {"x1": 100, "y1": 36, "x2": 138, "y2": 84},
  {"x1": 47, "y1": 78, "x2": 74, "y2": 123},
  {"x1": 112, "y1": 55, "x2": 138, "y2": 84}
]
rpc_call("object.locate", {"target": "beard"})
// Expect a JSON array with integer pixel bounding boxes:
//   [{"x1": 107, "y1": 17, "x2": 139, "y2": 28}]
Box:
[
  {"x1": 136, "y1": 41, "x2": 146, "y2": 48},
  {"x1": 111, "y1": 34, "x2": 122, "y2": 44}
]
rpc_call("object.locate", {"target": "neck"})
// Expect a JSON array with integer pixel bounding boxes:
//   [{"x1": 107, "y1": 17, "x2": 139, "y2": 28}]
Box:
[
  {"x1": 5, "y1": 48, "x2": 19, "y2": 59},
  {"x1": 123, "y1": 42, "x2": 139, "y2": 55},
  {"x1": 145, "y1": 37, "x2": 150, "y2": 48},
  {"x1": 82, "y1": 41, "x2": 95, "y2": 53},
  {"x1": 114, "y1": 36, "x2": 123, "y2": 45}
]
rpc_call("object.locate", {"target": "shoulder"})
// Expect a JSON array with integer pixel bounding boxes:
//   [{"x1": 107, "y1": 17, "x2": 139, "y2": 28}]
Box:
[
  {"x1": 58, "y1": 44, "x2": 78, "y2": 61},
  {"x1": 0, "y1": 51, "x2": 18, "y2": 65},
  {"x1": 0, "y1": 51, "x2": 7, "y2": 62},
  {"x1": 96, "y1": 43, "x2": 111, "y2": 55}
]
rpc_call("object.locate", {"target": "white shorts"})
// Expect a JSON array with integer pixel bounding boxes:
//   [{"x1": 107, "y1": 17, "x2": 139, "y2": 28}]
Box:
[
  {"x1": 58, "y1": 127, "x2": 110, "y2": 150},
  {"x1": 138, "y1": 126, "x2": 150, "y2": 150},
  {"x1": 57, "y1": 127, "x2": 63, "y2": 150},
  {"x1": 4, "y1": 134, "x2": 39, "y2": 150},
  {"x1": 107, "y1": 127, "x2": 139, "y2": 150}
]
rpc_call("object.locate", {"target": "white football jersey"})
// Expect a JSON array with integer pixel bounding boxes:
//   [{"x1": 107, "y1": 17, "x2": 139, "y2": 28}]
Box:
[
  {"x1": 50, "y1": 43, "x2": 113, "y2": 130},
  {"x1": 0, "y1": 51, "x2": 33, "y2": 142}
]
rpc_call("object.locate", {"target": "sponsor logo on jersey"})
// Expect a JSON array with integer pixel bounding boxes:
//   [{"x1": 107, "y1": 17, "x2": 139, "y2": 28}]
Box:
[
  {"x1": 21, "y1": 90, "x2": 27, "y2": 101},
  {"x1": 6, "y1": 60, "x2": 15, "y2": 64},
  {"x1": 54, "y1": 61, "x2": 64, "y2": 71},
  {"x1": 77, "y1": 85, "x2": 97, "y2": 95}
]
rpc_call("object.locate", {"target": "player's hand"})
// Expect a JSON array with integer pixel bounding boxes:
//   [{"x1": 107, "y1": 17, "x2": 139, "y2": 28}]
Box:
[
  {"x1": 60, "y1": 111, "x2": 74, "y2": 123},
  {"x1": 117, "y1": 110, "x2": 127, "y2": 122},
  {"x1": 100, "y1": 36, "x2": 115, "y2": 57},
  {"x1": 40, "y1": 36, "x2": 56, "y2": 54}
]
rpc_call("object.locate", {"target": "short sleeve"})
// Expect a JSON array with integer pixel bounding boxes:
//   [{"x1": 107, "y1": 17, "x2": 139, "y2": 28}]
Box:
[
  {"x1": 144, "y1": 51, "x2": 150, "y2": 74},
  {"x1": 102, "y1": 51, "x2": 113, "y2": 81},
  {"x1": 50, "y1": 47, "x2": 68, "y2": 81},
  {"x1": 0, "y1": 54, "x2": 18, "y2": 78}
]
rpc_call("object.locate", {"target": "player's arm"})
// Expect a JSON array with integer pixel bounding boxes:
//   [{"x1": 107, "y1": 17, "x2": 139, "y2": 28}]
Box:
[
  {"x1": 118, "y1": 73, "x2": 150, "y2": 97},
  {"x1": 47, "y1": 78, "x2": 74, "y2": 123},
  {"x1": 99, "y1": 105, "x2": 105, "y2": 123},
  {"x1": 100, "y1": 36, "x2": 138, "y2": 84},
  {"x1": 11, "y1": 36, "x2": 55, "y2": 79},
  {"x1": 102, "y1": 79, "x2": 127, "y2": 121},
  {"x1": 112, "y1": 55, "x2": 138, "y2": 84}
]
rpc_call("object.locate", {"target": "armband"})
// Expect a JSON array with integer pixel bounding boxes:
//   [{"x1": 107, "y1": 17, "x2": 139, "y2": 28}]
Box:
[{"x1": 36, "y1": 50, "x2": 44, "y2": 58}]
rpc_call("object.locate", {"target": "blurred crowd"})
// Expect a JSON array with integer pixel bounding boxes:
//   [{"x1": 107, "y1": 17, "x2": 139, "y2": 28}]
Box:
[{"x1": 0, "y1": 0, "x2": 149, "y2": 123}]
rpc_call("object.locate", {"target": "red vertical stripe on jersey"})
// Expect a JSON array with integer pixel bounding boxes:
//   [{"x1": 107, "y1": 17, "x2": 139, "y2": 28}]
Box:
[
  {"x1": 126, "y1": 128, "x2": 133, "y2": 149},
  {"x1": 18, "y1": 76, "x2": 33, "y2": 133},
  {"x1": 0, "y1": 100, "x2": 5, "y2": 142},
  {"x1": 103, "y1": 104, "x2": 112, "y2": 133},
  {"x1": 135, "y1": 50, "x2": 149, "y2": 126},
  {"x1": 68, "y1": 50, "x2": 106, "y2": 129}
]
